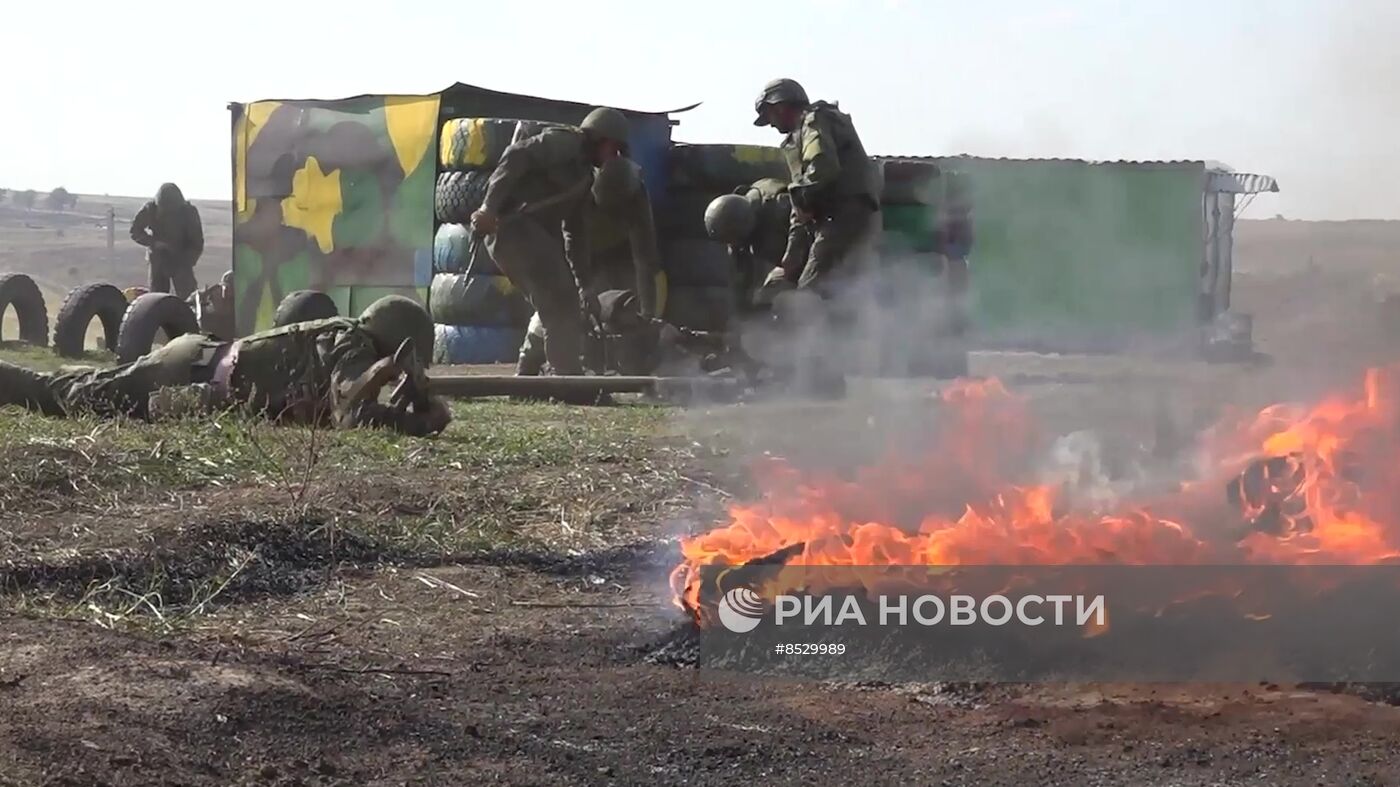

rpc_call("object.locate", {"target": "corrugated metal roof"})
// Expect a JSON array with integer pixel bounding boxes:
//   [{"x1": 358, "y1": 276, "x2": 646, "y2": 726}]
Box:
[{"x1": 1207, "y1": 172, "x2": 1279, "y2": 194}]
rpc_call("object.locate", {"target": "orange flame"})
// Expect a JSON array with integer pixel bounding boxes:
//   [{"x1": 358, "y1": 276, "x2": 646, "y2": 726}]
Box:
[{"x1": 671, "y1": 368, "x2": 1400, "y2": 617}]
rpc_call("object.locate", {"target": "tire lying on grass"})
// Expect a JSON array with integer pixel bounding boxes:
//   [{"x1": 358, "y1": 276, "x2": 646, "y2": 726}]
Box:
[
  {"x1": 116, "y1": 293, "x2": 199, "y2": 363},
  {"x1": 0, "y1": 273, "x2": 49, "y2": 347},
  {"x1": 53, "y1": 282, "x2": 126, "y2": 357},
  {"x1": 273, "y1": 289, "x2": 339, "y2": 328}
]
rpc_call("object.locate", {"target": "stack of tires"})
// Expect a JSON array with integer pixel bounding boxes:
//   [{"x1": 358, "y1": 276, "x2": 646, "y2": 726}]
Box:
[
  {"x1": 660, "y1": 143, "x2": 789, "y2": 331},
  {"x1": 430, "y1": 117, "x2": 547, "y2": 364},
  {"x1": 874, "y1": 158, "x2": 972, "y2": 379}
]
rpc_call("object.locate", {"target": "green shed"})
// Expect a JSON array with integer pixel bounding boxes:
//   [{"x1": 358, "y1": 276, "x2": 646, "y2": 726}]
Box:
[{"x1": 876, "y1": 156, "x2": 1277, "y2": 353}]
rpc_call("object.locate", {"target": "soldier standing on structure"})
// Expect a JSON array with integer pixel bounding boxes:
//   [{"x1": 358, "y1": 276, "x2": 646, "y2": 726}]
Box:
[
  {"x1": 0, "y1": 296, "x2": 451, "y2": 436},
  {"x1": 470, "y1": 107, "x2": 632, "y2": 376},
  {"x1": 130, "y1": 182, "x2": 204, "y2": 299},
  {"x1": 517, "y1": 156, "x2": 660, "y2": 376}
]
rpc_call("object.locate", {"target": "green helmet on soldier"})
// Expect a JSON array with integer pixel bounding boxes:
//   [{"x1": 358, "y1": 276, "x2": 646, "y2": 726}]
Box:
[
  {"x1": 592, "y1": 156, "x2": 643, "y2": 212},
  {"x1": 580, "y1": 107, "x2": 630, "y2": 146},
  {"x1": 704, "y1": 194, "x2": 757, "y2": 244},
  {"x1": 358, "y1": 295, "x2": 435, "y2": 368},
  {"x1": 753, "y1": 78, "x2": 810, "y2": 126}
]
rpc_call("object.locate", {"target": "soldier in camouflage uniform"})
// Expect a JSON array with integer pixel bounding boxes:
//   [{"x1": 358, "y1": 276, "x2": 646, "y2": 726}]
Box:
[
  {"x1": 130, "y1": 183, "x2": 204, "y2": 299},
  {"x1": 471, "y1": 107, "x2": 632, "y2": 376},
  {"x1": 752, "y1": 79, "x2": 881, "y2": 300},
  {"x1": 704, "y1": 177, "x2": 801, "y2": 309},
  {"x1": 0, "y1": 295, "x2": 450, "y2": 436},
  {"x1": 517, "y1": 156, "x2": 661, "y2": 376}
]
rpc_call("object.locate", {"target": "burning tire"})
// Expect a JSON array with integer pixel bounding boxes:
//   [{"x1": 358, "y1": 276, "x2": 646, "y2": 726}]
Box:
[
  {"x1": 273, "y1": 289, "x2": 339, "y2": 328},
  {"x1": 434, "y1": 170, "x2": 491, "y2": 224},
  {"x1": 53, "y1": 282, "x2": 126, "y2": 357},
  {"x1": 116, "y1": 293, "x2": 199, "y2": 363},
  {"x1": 0, "y1": 273, "x2": 48, "y2": 347}
]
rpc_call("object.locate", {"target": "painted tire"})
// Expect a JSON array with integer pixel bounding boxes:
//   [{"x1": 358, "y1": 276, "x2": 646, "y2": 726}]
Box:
[
  {"x1": 438, "y1": 117, "x2": 520, "y2": 171},
  {"x1": 664, "y1": 284, "x2": 736, "y2": 332},
  {"x1": 434, "y1": 170, "x2": 491, "y2": 224},
  {"x1": 664, "y1": 239, "x2": 736, "y2": 288},
  {"x1": 433, "y1": 324, "x2": 525, "y2": 365},
  {"x1": 53, "y1": 282, "x2": 126, "y2": 357},
  {"x1": 0, "y1": 273, "x2": 48, "y2": 346},
  {"x1": 433, "y1": 222, "x2": 499, "y2": 276},
  {"x1": 428, "y1": 273, "x2": 532, "y2": 328},
  {"x1": 116, "y1": 293, "x2": 198, "y2": 363},
  {"x1": 669, "y1": 143, "x2": 789, "y2": 192},
  {"x1": 273, "y1": 289, "x2": 339, "y2": 327}
]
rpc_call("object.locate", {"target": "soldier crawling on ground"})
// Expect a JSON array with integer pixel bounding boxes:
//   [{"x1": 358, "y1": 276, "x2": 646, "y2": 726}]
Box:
[{"x1": 0, "y1": 296, "x2": 451, "y2": 437}]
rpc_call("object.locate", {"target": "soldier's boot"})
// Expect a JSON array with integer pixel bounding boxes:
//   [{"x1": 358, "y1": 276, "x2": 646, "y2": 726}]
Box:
[
  {"x1": 516, "y1": 317, "x2": 547, "y2": 377},
  {"x1": 0, "y1": 361, "x2": 67, "y2": 415}
]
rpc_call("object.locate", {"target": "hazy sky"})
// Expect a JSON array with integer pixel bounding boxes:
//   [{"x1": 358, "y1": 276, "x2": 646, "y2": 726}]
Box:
[{"x1": 2, "y1": 0, "x2": 1394, "y2": 220}]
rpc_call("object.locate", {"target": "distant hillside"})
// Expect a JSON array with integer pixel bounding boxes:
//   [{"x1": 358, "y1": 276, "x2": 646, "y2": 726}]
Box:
[
  {"x1": 1234, "y1": 218, "x2": 1400, "y2": 275},
  {"x1": 0, "y1": 194, "x2": 232, "y2": 299}
]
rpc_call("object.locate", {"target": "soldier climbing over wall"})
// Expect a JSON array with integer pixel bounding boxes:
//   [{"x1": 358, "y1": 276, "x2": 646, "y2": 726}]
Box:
[
  {"x1": 130, "y1": 182, "x2": 204, "y2": 299},
  {"x1": 0, "y1": 295, "x2": 451, "y2": 436},
  {"x1": 470, "y1": 107, "x2": 633, "y2": 376}
]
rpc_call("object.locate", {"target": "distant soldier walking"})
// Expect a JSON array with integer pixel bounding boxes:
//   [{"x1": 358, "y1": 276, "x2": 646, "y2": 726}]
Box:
[
  {"x1": 130, "y1": 182, "x2": 204, "y2": 299},
  {"x1": 470, "y1": 107, "x2": 632, "y2": 376}
]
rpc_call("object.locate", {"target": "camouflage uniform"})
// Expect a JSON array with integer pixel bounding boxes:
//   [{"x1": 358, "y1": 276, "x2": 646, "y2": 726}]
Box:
[
  {"x1": 480, "y1": 127, "x2": 595, "y2": 376},
  {"x1": 0, "y1": 317, "x2": 447, "y2": 436},
  {"x1": 518, "y1": 166, "x2": 660, "y2": 375},
  {"x1": 731, "y1": 178, "x2": 803, "y2": 307},
  {"x1": 130, "y1": 183, "x2": 204, "y2": 299},
  {"x1": 774, "y1": 103, "x2": 881, "y2": 296}
]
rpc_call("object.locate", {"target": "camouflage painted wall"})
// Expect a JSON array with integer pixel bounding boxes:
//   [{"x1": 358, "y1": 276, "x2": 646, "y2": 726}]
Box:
[{"x1": 231, "y1": 94, "x2": 440, "y2": 335}]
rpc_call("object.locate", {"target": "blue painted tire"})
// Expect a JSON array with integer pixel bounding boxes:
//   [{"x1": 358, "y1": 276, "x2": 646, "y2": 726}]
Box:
[
  {"x1": 429, "y1": 273, "x2": 531, "y2": 328},
  {"x1": 433, "y1": 324, "x2": 525, "y2": 365}
]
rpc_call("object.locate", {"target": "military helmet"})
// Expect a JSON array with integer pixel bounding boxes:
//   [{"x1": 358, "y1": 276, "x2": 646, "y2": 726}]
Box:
[
  {"x1": 357, "y1": 295, "x2": 435, "y2": 368},
  {"x1": 753, "y1": 78, "x2": 809, "y2": 126},
  {"x1": 592, "y1": 156, "x2": 642, "y2": 211},
  {"x1": 580, "y1": 107, "x2": 630, "y2": 145},
  {"x1": 703, "y1": 194, "x2": 757, "y2": 243}
]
